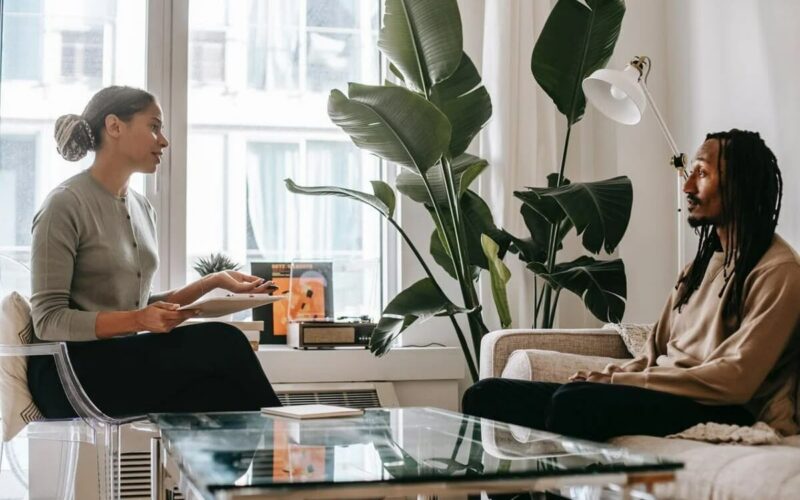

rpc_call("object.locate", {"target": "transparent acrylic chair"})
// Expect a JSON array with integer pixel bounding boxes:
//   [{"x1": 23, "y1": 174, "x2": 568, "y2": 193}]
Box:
[{"x1": 0, "y1": 254, "x2": 145, "y2": 499}]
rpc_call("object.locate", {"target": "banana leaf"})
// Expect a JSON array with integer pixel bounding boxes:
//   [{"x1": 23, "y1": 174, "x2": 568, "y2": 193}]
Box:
[
  {"x1": 532, "y1": 0, "x2": 625, "y2": 124},
  {"x1": 370, "y1": 278, "x2": 468, "y2": 356},
  {"x1": 328, "y1": 83, "x2": 450, "y2": 175},
  {"x1": 284, "y1": 178, "x2": 393, "y2": 218},
  {"x1": 370, "y1": 180, "x2": 397, "y2": 219},
  {"x1": 515, "y1": 176, "x2": 632, "y2": 254},
  {"x1": 378, "y1": 0, "x2": 463, "y2": 93},
  {"x1": 396, "y1": 153, "x2": 487, "y2": 205},
  {"x1": 481, "y1": 234, "x2": 512, "y2": 328},
  {"x1": 430, "y1": 53, "x2": 492, "y2": 157},
  {"x1": 528, "y1": 256, "x2": 626, "y2": 322},
  {"x1": 427, "y1": 190, "x2": 505, "y2": 279}
]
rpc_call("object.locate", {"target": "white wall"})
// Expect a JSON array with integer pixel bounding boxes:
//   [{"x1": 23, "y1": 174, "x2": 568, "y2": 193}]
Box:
[{"x1": 665, "y1": 0, "x2": 800, "y2": 256}]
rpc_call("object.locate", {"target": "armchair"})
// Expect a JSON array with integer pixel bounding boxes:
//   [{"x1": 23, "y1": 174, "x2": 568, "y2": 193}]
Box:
[{"x1": 0, "y1": 255, "x2": 145, "y2": 499}]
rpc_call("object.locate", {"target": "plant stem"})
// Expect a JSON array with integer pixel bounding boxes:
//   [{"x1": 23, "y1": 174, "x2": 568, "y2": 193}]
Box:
[
  {"x1": 533, "y1": 275, "x2": 539, "y2": 328},
  {"x1": 548, "y1": 288, "x2": 561, "y2": 328},
  {"x1": 418, "y1": 170, "x2": 479, "y2": 330},
  {"x1": 389, "y1": 219, "x2": 479, "y2": 381},
  {"x1": 440, "y1": 155, "x2": 470, "y2": 281},
  {"x1": 542, "y1": 122, "x2": 573, "y2": 328},
  {"x1": 443, "y1": 156, "x2": 488, "y2": 357}
]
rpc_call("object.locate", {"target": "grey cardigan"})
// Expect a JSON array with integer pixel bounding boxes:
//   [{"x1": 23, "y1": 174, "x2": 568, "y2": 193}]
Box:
[{"x1": 30, "y1": 170, "x2": 169, "y2": 341}]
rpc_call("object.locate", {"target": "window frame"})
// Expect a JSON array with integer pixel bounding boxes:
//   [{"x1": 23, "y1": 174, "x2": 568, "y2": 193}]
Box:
[{"x1": 144, "y1": 0, "x2": 396, "y2": 313}]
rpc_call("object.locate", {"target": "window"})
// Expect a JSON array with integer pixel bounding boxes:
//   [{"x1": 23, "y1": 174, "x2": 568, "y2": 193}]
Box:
[
  {"x1": 0, "y1": 0, "x2": 147, "y2": 266},
  {"x1": 1, "y1": 0, "x2": 44, "y2": 81},
  {"x1": 191, "y1": 31, "x2": 226, "y2": 84},
  {"x1": 0, "y1": 136, "x2": 37, "y2": 258},
  {"x1": 246, "y1": 0, "x2": 378, "y2": 93},
  {"x1": 1, "y1": 0, "x2": 383, "y2": 320},
  {"x1": 60, "y1": 29, "x2": 104, "y2": 82},
  {"x1": 187, "y1": 0, "x2": 382, "y2": 319},
  {"x1": 306, "y1": 0, "x2": 365, "y2": 92},
  {"x1": 247, "y1": 0, "x2": 300, "y2": 90}
]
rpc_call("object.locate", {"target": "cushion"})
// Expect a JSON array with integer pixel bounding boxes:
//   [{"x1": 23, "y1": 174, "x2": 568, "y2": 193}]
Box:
[
  {"x1": 501, "y1": 349, "x2": 628, "y2": 383},
  {"x1": 603, "y1": 322, "x2": 654, "y2": 358},
  {"x1": 0, "y1": 292, "x2": 44, "y2": 442},
  {"x1": 612, "y1": 435, "x2": 800, "y2": 499}
]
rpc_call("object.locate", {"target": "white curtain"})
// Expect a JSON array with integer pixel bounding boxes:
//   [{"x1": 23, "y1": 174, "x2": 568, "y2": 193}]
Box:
[
  {"x1": 470, "y1": 0, "x2": 677, "y2": 329},
  {"x1": 475, "y1": 0, "x2": 560, "y2": 331}
]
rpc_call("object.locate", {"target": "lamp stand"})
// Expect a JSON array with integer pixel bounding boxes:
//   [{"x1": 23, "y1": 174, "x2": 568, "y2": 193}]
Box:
[{"x1": 634, "y1": 57, "x2": 688, "y2": 272}]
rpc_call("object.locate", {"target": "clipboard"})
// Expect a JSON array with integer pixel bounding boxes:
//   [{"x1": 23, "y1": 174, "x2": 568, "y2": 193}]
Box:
[{"x1": 179, "y1": 294, "x2": 285, "y2": 318}]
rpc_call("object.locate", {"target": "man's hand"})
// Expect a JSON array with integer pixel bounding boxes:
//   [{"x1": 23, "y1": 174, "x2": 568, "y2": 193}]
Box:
[
  {"x1": 135, "y1": 302, "x2": 197, "y2": 333},
  {"x1": 211, "y1": 271, "x2": 278, "y2": 295},
  {"x1": 568, "y1": 370, "x2": 612, "y2": 384}
]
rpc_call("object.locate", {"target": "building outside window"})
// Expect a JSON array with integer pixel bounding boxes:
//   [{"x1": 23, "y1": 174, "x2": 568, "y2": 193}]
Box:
[
  {"x1": 191, "y1": 30, "x2": 227, "y2": 84},
  {"x1": 60, "y1": 28, "x2": 105, "y2": 82}
]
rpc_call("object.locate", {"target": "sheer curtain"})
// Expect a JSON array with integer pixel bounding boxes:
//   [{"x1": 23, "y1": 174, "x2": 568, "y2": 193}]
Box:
[
  {"x1": 475, "y1": 1, "x2": 560, "y2": 331},
  {"x1": 470, "y1": 0, "x2": 675, "y2": 329},
  {"x1": 247, "y1": 143, "x2": 298, "y2": 257}
]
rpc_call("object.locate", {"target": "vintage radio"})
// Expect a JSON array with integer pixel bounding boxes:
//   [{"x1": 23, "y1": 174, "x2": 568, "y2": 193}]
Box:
[{"x1": 287, "y1": 319, "x2": 375, "y2": 349}]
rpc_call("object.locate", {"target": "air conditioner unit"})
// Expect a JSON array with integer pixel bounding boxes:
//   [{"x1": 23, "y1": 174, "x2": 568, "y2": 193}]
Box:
[
  {"x1": 273, "y1": 381, "x2": 400, "y2": 408},
  {"x1": 40, "y1": 382, "x2": 398, "y2": 499}
]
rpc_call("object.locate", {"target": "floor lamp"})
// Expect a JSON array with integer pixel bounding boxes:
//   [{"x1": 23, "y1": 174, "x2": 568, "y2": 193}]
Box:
[{"x1": 582, "y1": 56, "x2": 688, "y2": 271}]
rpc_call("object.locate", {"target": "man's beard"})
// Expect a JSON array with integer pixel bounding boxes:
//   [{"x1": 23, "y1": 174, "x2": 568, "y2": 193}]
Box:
[{"x1": 687, "y1": 215, "x2": 709, "y2": 228}]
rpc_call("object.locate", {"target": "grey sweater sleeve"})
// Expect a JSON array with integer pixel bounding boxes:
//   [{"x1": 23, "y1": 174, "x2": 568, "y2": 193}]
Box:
[{"x1": 30, "y1": 189, "x2": 99, "y2": 341}]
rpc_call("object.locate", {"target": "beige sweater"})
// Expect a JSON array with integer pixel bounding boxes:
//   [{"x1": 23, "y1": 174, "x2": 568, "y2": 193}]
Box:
[{"x1": 605, "y1": 235, "x2": 800, "y2": 435}]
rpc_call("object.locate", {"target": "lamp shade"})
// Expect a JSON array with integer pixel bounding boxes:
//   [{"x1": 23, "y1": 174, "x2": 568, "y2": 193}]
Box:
[{"x1": 582, "y1": 65, "x2": 646, "y2": 125}]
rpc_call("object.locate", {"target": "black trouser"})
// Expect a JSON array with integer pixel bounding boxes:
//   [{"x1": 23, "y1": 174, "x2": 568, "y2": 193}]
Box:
[
  {"x1": 462, "y1": 378, "x2": 755, "y2": 442},
  {"x1": 28, "y1": 322, "x2": 281, "y2": 418}
]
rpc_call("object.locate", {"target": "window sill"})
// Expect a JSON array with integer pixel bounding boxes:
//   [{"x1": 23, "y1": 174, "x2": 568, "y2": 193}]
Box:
[{"x1": 256, "y1": 345, "x2": 465, "y2": 384}]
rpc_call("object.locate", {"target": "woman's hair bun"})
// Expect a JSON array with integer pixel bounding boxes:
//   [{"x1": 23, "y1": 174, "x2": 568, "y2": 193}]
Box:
[{"x1": 54, "y1": 114, "x2": 96, "y2": 161}]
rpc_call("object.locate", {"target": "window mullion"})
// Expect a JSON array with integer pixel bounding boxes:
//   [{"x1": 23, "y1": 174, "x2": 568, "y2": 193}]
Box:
[{"x1": 146, "y1": 0, "x2": 189, "y2": 291}]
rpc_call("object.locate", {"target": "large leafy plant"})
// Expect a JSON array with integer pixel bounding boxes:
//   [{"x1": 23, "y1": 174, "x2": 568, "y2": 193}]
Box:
[
  {"x1": 285, "y1": 0, "x2": 504, "y2": 381},
  {"x1": 504, "y1": 0, "x2": 632, "y2": 328}
]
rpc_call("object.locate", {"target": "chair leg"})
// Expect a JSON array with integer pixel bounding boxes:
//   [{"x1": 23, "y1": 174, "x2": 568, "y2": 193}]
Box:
[
  {"x1": 97, "y1": 423, "x2": 121, "y2": 500},
  {"x1": 55, "y1": 440, "x2": 79, "y2": 500}
]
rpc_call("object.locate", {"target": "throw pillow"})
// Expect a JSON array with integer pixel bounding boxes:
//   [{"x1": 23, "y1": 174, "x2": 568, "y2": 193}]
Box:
[
  {"x1": 603, "y1": 322, "x2": 654, "y2": 358},
  {"x1": 0, "y1": 292, "x2": 45, "y2": 442}
]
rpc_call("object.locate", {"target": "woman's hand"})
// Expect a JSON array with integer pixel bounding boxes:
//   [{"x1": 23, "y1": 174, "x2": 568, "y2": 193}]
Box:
[
  {"x1": 135, "y1": 302, "x2": 197, "y2": 333},
  {"x1": 211, "y1": 270, "x2": 278, "y2": 295},
  {"x1": 568, "y1": 370, "x2": 612, "y2": 384}
]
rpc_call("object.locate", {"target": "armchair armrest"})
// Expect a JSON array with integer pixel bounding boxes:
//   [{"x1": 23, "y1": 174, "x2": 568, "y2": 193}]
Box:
[{"x1": 480, "y1": 328, "x2": 632, "y2": 379}]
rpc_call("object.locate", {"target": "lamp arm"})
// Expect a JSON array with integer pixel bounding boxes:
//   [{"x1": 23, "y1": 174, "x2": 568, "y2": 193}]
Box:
[{"x1": 639, "y1": 81, "x2": 687, "y2": 172}]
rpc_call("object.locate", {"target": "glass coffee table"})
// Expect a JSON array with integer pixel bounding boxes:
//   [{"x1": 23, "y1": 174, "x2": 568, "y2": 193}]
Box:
[{"x1": 150, "y1": 407, "x2": 681, "y2": 499}]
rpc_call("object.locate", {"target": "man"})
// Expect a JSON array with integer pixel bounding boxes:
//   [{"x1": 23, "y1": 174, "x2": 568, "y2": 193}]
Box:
[{"x1": 463, "y1": 129, "x2": 800, "y2": 440}]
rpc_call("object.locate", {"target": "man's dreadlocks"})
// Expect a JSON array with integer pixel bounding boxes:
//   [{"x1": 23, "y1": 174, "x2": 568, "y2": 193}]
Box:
[{"x1": 674, "y1": 129, "x2": 783, "y2": 323}]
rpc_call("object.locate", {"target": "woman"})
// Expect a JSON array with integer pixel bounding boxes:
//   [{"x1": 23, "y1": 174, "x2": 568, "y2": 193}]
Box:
[{"x1": 28, "y1": 86, "x2": 282, "y2": 418}]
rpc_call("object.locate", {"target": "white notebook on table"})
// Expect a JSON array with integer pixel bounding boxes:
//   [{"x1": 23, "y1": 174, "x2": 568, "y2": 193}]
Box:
[{"x1": 260, "y1": 404, "x2": 364, "y2": 420}]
